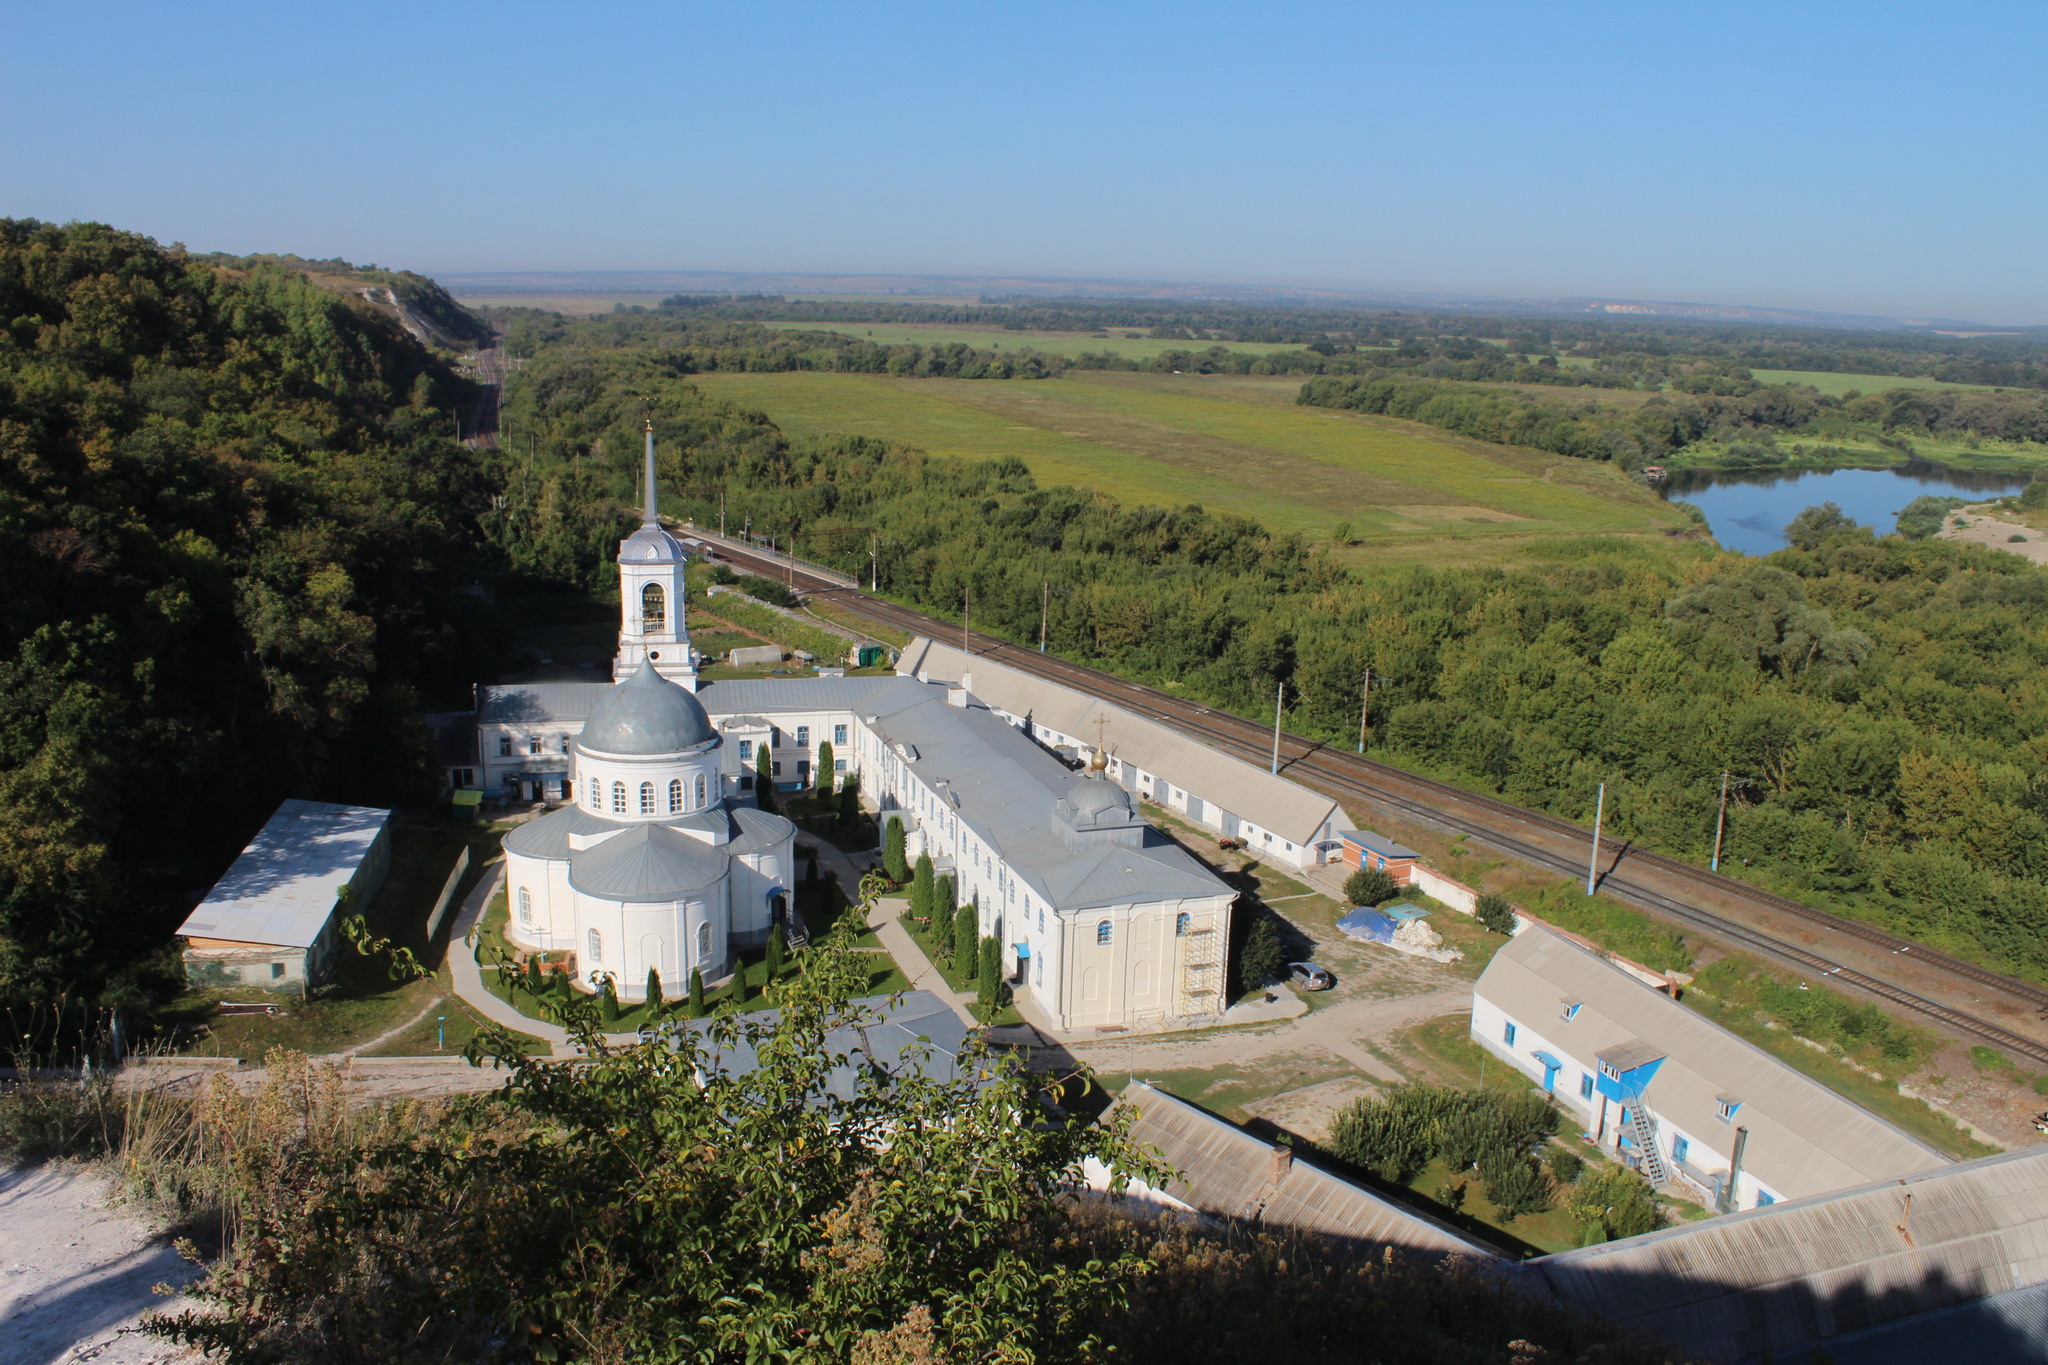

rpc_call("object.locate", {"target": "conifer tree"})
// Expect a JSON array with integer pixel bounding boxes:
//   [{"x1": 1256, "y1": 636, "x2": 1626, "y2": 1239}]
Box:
[
  {"x1": 804, "y1": 847, "x2": 819, "y2": 885},
  {"x1": 687, "y1": 967, "x2": 705, "y2": 1018},
  {"x1": 815, "y1": 739, "x2": 835, "y2": 797},
  {"x1": 600, "y1": 976, "x2": 620, "y2": 1023},
  {"x1": 955, "y1": 899, "x2": 980, "y2": 979},
  {"x1": 910, "y1": 852, "x2": 935, "y2": 922},
  {"x1": 883, "y1": 816, "x2": 910, "y2": 884},
  {"x1": 755, "y1": 744, "x2": 777, "y2": 814},
  {"x1": 933, "y1": 875, "x2": 958, "y2": 955},
  {"x1": 645, "y1": 967, "x2": 664, "y2": 1016},
  {"x1": 977, "y1": 936, "x2": 1002, "y2": 1020},
  {"x1": 837, "y1": 772, "x2": 859, "y2": 827},
  {"x1": 766, "y1": 924, "x2": 785, "y2": 977}
]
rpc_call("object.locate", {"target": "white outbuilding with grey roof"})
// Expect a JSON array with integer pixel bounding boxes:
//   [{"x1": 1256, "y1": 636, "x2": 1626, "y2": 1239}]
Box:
[
  {"x1": 177, "y1": 799, "x2": 393, "y2": 994},
  {"x1": 1472, "y1": 927, "x2": 1948, "y2": 1210}
]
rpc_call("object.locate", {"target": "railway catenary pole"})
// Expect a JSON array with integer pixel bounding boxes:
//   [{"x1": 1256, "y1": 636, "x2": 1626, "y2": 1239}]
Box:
[
  {"x1": 1587, "y1": 782, "x2": 1606, "y2": 896},
  {"x1": 1040, "y1": 581, "x2": 1049, "y2": 652},
  {"x1": 1356, "y1": 668, "x2": 1373, "y2": 754},
  {"x1": 1270, "y1": 681, "x2": 1284, "y2": 776},
  {"x1": 1712, "y1": 770, "x2": 1731, "y2": 872}
]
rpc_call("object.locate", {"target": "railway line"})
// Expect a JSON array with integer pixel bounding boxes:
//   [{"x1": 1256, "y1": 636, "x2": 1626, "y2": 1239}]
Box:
[{"x1": 694, "y1": 531, "x2": 2048, "y2": 1070}]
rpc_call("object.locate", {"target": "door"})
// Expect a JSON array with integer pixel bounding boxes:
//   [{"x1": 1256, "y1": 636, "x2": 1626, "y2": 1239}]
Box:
[{"x1": 1542, "y1": 1063, "x2": 1559, "y2": 1094}]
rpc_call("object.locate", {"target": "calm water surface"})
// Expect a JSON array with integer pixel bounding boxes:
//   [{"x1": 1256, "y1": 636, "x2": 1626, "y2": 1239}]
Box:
[{"x1": 1663, "y1": 463, "x2": 2029, "y2": 556}]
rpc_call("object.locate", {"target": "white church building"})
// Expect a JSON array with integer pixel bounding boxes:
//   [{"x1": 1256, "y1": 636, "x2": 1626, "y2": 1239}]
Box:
[{"x1": 480, "y1": 428, "x2": 1238, "y2": 1029}]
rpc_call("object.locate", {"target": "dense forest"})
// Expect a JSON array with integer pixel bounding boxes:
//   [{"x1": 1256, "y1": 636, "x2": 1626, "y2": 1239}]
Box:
[
  {"x1": 0, "y1": 220, "x2": 493, "y2": 1009},
  {"x1": 494, "y1": 331, "x2": 2048, "y2": 986}
]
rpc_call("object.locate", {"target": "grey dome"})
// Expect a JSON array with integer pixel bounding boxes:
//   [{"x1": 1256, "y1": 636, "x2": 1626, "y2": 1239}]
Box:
[
  {"x1": 1056, "y1": 775, "x2": 1137, "y2": 828},
  {"x1": 580, "y1": 664, "x2": 715, "y2": 755},
  {"x1": 620, "y1": 525, "x2": 685, "y2": 563}
]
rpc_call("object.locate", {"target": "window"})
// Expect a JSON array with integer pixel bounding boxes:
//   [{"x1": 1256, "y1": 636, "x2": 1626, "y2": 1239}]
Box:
[
  {"x1": 589, "y1": 783, "x2": 602, "y2": 811},
  {"x1": 1038, "y1": 909, "x2": 1045, "y2": 933},
  {"x1": 796, "y1": 725, "x2": 809, "y2": 745},
  {"x1": 669, "y1": 778, "x2": 683, "y2": 813},
  {"x1": 772, "y1": 762, "x2": 782, "y2": 776},
  {"x1": 1175, "y1": 912, "x2": 1190, "y2": 936},
  {"x1": 1716, "y1": 1098, "x2": 1742, "y2": 1123},
  {"x1": 697, "y1": 921, "x2": 711, "y2": 963},
  {"x1": 499, "y1": 736, "x2": 512, "y2": 757},
  {"x1": 741, "y1": 775, "x2": 754, "y2": 791},
  {"x1": 1503, "y1": 1021, "x2": 1518, "y2": 1046},
  {"x1": 834, "y1": 759, "x2": 846, "y2": 772},
  {"x1": 641, "y1": 582, "x2": 666, "y2": 631},
  {"x1": 738, "y1": 740, "x2": 753, "y2": 761},
  {"x1": 558, "y1": 735, "x2": 570, "y2": 753},
  {"x1": 518, "y1": 887, "x2": 532, "y2": 925},
  {"x1": 695, "y1": 774, "x2": 707, "y2": 807},
  {"x1": 529, "y1": 737, "x2": 542, "y2": 755},
  {"x1": 271, "y1": 962, "x2": 286, "y2": 979},
  {"x1": 1096, "y1": 921, "x2": 1112, "y2": 946},
  {"x1": 1600, "y1": 1062, "x2": 1622, "y2": 1081},
  {"x1": 639, "y1": 782, "x2": 655, "y2": 814},
  {"x1": 1560, "y1": 1001, "x2": 1583, "y2": 1021},
  {"x1": 834, "y1": 724, "x2": 847, "y2": 745},
  {"x1": 1756, "y1": 1191, "x2": 1775, "y2": 1207},
  {"x1": 611, "y1": 781, "x2": 627, "y2": 814},
  {"x1": 586, "y1": 929, "x2": 603, "y2": 964},
  {"x1": 1672, "y1": 1136, "x2": 1690, "y2": 1164},
  {"x1": 1579, "y1": 1073, "x2": 1595, "y2": 1101}
]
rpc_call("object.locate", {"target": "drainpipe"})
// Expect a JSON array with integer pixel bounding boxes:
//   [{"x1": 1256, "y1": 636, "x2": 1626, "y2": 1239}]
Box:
[{"x1": 1721, "y1": 1126, "x2": 1749, "y2": 1214}]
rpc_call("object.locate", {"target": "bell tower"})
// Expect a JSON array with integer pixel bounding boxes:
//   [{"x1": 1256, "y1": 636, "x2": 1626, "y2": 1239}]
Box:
[{"x1": 614, "y1": 422, "x2": 698, "y2": 690}]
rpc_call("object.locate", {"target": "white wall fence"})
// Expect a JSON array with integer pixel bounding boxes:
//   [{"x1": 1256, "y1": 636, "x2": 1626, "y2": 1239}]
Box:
[{"x1": 425, "y1": 846, "x2": 472, "y2": 941}]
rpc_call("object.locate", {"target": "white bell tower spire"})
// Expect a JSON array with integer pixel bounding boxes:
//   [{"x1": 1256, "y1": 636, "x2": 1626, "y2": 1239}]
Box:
[{"x1": 614, "y1": 420, "x2": 697, "y2": 690}]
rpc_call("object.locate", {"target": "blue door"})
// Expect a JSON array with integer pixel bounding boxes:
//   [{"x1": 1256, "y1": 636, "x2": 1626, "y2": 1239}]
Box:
[{"x1": 1535, "y1": 1051, "x2": 1562, "y2": 1094}]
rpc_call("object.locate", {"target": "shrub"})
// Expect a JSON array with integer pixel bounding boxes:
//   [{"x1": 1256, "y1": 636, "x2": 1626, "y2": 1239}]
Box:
[
  {"x1": 1478, "y1": 1152, "x2": 1550, "y2": 1222},
  {"x1": 1971, "y1": 1044, "x2": 2009, "y2": 1072},
  {"x1": 645, "y1": 967, "x2": 664, "y2": 1015},
  {"x1": 599, "y1": 976, "x2": 620, "y2": 1023},
  {"x1": 1474, "y1": 892, "x2": 1517, "y2": 935},
  {"x1": 1343, "y1": 867, "x2": 1399, "y2": 906},
  {"x1": 1326, "y1": 1084, "x2": 1559, "y2": 1192},
  {"x1": 814, "y1": 739, "x2": 835, "y2": 796},
  {"x1": 1567, "y1": 1165, "x2": 1666, "y2": 1241},
  {"x1": 1545, "y1": 1145, "x2": 1584, "y2": 1186},
  {"x1": 837, "y1": 772, "x2": 860, "y2": 826},
  {"x1": 765, "y1": 926, "x2": 785, "y2": 976},
  {"x1": 687, "y1": 968, "x2": 705, "y2": 1018}
]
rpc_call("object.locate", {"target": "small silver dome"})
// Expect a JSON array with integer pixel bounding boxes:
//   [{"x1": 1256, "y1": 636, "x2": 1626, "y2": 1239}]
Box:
[
  {"x1": 580, "y1": 664, "x2": 715, "y2": 755},
  {"x1": 1056, "y1": 775, "x2": 1137, "y2": 828},
  {"x1": 620, "y1": 525, "x2": 685, "y2": 563}
]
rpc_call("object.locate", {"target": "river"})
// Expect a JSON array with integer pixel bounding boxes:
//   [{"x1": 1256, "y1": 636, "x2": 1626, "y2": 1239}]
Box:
[{"x1": 1661, "y1": 462, "x2": 2030, "y2": 556}]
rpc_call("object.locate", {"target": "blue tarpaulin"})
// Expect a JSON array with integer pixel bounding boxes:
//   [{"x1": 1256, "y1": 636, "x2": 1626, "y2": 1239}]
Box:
[{"x1": 1336, "y1": 908, "x2": 1398, "y2": 943}]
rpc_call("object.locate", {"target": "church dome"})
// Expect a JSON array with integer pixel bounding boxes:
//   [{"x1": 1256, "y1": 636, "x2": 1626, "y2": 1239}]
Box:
[
  {"x1": 1056, "y1": 774, "x2": 1137, "y2": 828},
  {"x1": 620, "y1": 525, "x2": 685, "y2": 563},
  {"x1": 580, "y1": 663, "x2": 714, "y2": 754}
]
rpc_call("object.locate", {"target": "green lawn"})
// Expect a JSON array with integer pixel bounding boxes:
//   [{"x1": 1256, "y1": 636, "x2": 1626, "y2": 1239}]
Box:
[
  {"x1": 686, "y1": 370, "x2": 1684, "y2": 549},
  {"x1": 766, "y1": 321, "x2": 1309, "y2": 362},
  {"x1": 1751, "y1": 368, "x2": 1999, "y2": 396}
]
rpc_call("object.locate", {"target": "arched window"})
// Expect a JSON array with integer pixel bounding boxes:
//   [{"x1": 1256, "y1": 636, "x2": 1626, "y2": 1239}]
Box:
[
  {"x1": 586, "y1": 928, "x2": 603, "y2": 964},
  {"x1": 694, "y1": 773, "x2": 708, "y2": 808},
  {"x1": 1096, "y1": 920, "x2": 1112, "y2": 946},
  {"x1": 641, "y1": 581, "x2": 666, "y2": 631},
  {"x1": 639, "y1": 782, "x2": 655, "y2": 814},
  {"x1": 696, "y1": 921, "x2": 712, "y2": 964},
  {"x1": 1175, "y1": 912, "x2": 1190, "y2": 937},
  {"x1": 589, "y1": 782, "x2": 602, "y2": 811},
  {"x1": 668, "y1": 778, "x2": 683, "y2": 813},
  {"x1": 611, "y1": 781, "x2": 626, "y2": 814},
  {"x1": 518, "y1": 887, "x2": 533, "y2": 926}
]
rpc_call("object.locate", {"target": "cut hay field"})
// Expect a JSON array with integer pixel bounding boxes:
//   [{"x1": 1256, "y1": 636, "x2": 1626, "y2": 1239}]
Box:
[
  {"x1": 1751, "y1": 368, "x2": 1999, "y2": 396},
  {"x1": 686, "y1": 370, "x2": 1686, "y2": 554},
  {"x1": 765, "y1": 321, "x2": 1310, "y2": 362}
]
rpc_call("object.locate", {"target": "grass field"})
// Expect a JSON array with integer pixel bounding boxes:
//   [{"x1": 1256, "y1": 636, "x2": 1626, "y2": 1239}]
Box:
[
  {"x1": 766, "y1": 321, "x2": 1310, "y2": 363},
  {"x1": 1751, "y1": 368, "x2": 1999, "y2": 396},
  {"x1": 687, "y1": 370, "x2": 1685, "y2": 551}
]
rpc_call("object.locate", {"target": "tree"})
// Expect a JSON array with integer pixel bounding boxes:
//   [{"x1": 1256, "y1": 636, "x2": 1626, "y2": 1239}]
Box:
[
  {"x1": 1475, "y1": 891, "x2": 1517, "y2": 935},
  {"x1": 687, "y1": 967, "x2": 705, "y2": 1018},
  {"x1": 977, "y1": 935, "x2": 1002, "y2": 1020},
  {"x1": 804, "y1": 847, "x2": 819, "y2": 885},
  {"x1": 815, "y1": 739, "x2": 835, "y2": 797},
  {"x1": 644, "y1": 967, "x2": 664, "y2": 1015},
  {"x1": 755, "y1": 743, "x2": 777, "y2": 814},
  {"x1": 934, "y1": 875, "x2": 958, "y2": 954},
  {"x1": 955, "y1": 899, "x2": 980, "y2": 979},
  {"x1": 837, "y1": 771, "x2": 860, "y2": 827},
  {"x1": 1238, "y1": 915, "x2": 1284, "y2": 989},
  {"x1": 599, "y1": 975, "x2": 620, "y2": 1023},
  {"x1": 1344, "y1": 867, "x2": 1399, "y2": 906},
  {"x1": 910, "y1": 852, "x2": 935, "y2": 921},
  {"x1": 883, "y1": 815, "x2": 910, "y2": 884},
  {"x1": 765, "y1": 924, "x2": 785, "y2": 978}
]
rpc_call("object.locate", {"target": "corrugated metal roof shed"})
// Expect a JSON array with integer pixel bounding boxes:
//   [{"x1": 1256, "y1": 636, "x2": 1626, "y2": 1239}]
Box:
[
  {"x1": 1111, "y1": 1082, "x2": 1492, "y2": 1261},
  {"x1": 1528, "y1": 1145, "x2": 2048, "y2": 1365},
  {"x1": 177, "y1": 799, "x2": 391, "y2": 948},
  {"x1": 896, "y1": 638, "x2": 1347, "y2": 845},
  {"x1": 685, "y1": 990, "x2": 973, "y2": 1099},
  {"x1": 1478, "y1": 929, "x2": 1949, "y2": 1198}
]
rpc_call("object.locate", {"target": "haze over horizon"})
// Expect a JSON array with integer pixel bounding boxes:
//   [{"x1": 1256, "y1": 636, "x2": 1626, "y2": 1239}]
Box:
[{"x1": 5, "y1": 1, "x2": 2042, "y2": 323}]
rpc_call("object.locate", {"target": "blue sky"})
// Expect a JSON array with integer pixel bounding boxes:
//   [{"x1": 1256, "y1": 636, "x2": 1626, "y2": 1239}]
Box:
[{"x1": 5, "y1": 2, "x2": 2042, "y2": 320}]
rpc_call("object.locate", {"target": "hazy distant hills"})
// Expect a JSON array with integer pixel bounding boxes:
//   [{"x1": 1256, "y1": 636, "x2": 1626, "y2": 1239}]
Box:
[{"x1": 437, "y1": 268, "x2": 2043, "y2": 334}]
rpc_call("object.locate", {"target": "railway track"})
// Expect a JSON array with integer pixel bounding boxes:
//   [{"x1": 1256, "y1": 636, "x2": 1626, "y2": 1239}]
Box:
[{"x1": 697, "y1": 533, "x2": 2048, "y2": 1069}]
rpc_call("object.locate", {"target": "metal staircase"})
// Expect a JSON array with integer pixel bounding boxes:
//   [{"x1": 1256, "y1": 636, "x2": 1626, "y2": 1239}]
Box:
[{"x1": 1625, "y1": 1105, "x2": 1672, "y2": 1187}]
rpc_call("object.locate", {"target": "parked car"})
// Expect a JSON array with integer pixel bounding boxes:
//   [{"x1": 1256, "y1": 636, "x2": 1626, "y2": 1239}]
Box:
[{"x1": 1286, "y1": 962, "x2": 1334, "y2": 991}]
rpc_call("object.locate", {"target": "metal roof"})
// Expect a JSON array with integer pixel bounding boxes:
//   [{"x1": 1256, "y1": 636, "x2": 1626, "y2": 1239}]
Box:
[
  {"x1": 1339, "y1": 828, "x2": 1419, "y2": 859},
  {"x1": 1528, "y1": 1144, "x2": 2048, "y2": 1365},
  {"x1": 685, "y1": 990, "x2": 973, "y2": 1099},
  {"x1": 858, "y1": 689, "x2": 1232, "y2": 914},
  {"x1": 177, "y1": 799, "x2": 391, "y2": 948},
  {"x1": 1478, "y1": 929, "x2": 1949, "y2": 1197},
  {"x1": 479, "y1": 682, "x2": 609, "y2": 725},
  {"x1": 579, "y1": 664, "x2": 715, "y2": 754},
  {"x1": 697, "y1": 675, "x2": 921, "y2": 716},
  {"x1": 897, "y1": 638, "x2": 1348, "y2": 845},
  {"x1": 567, "y1": 822, "x2": 730, "y2": 901},
  {"x1": 1110, "y1": 1083, "x2": 1492, "y2": 1261}
]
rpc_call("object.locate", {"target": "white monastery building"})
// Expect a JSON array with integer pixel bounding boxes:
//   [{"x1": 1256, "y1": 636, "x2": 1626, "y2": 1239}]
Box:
[
  {"x1": 476, "y1": 429, "x2": 1240, "y2": 1029},
  {"x1": 1472, "y1": 927, "x2": 1948, "y2": 1211}
]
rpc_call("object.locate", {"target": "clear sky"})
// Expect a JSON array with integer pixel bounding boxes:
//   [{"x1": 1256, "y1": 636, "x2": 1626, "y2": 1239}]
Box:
[{"x1": 5, "y1": 1, "x2": 2042, "y2": 321}]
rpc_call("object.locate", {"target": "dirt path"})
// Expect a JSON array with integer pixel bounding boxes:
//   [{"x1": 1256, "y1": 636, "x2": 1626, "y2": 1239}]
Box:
[
  {"x1": 1937, "y1": 506, "x2": 2048, "y2": 566},
  {"x1": 0, "y1": 1164, "x2": 199, "y2": 1365}
]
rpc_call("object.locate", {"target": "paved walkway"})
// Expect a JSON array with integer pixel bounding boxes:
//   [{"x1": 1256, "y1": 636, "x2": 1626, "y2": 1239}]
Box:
[
  {"x1": 446, "y1": 856, "x2": 579, "y2": 1056},
  {"x1": 865, "y1": 893, "x2": 981, "y2": 1028}
]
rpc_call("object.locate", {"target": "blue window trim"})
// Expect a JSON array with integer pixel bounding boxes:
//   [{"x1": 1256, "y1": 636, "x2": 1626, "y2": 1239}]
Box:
[
  {"x1": 1503, "y1": 1021, "x2": 1518, "y2": 1046},
  {"x1": 1579, "y1": 1073, "x2": 1595, "y2": 1100}
]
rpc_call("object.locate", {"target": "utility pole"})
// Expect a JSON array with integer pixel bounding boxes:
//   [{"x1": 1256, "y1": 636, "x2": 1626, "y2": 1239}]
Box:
[
  {"x1": 1040, "y1": 581, "x2": 1049, "y2": 652},
  {"x1": 870, "y1": 532, "x2": 878, "y2": 592},
  {"x1": 1712, "y1": 770, "x2": 1731, "y2": 872},
  {"x1": 963, "y1": 582, "x2": 971, "y2": 656},
  {"x1": 1270, "y1": 680, "x2": 1284, "y2": 776},
  {"x1": 1356, "y1": 667, "x2": 1373, "y2": 754},
  {"x1": 1587, "y1": 782, "x2": 1607, "y2": 896},
  {"x1": 720, "y1": 492, "x2": 726, "y2": 539}
]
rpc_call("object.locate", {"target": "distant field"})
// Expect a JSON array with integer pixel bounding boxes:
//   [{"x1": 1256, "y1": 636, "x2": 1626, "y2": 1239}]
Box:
[
  {"x1": 685, "y1": 370, "x2": 1684, "y2": 548},
  {"x1": 457, "y1": 293, "x2": 670, "y2": 315},
  {"x1": 1752, "y1": 368, "x2": 1998, "y2": 396},
  {"x1": 765, "y1": 321, "x2": 1310, "y2": 362}
]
